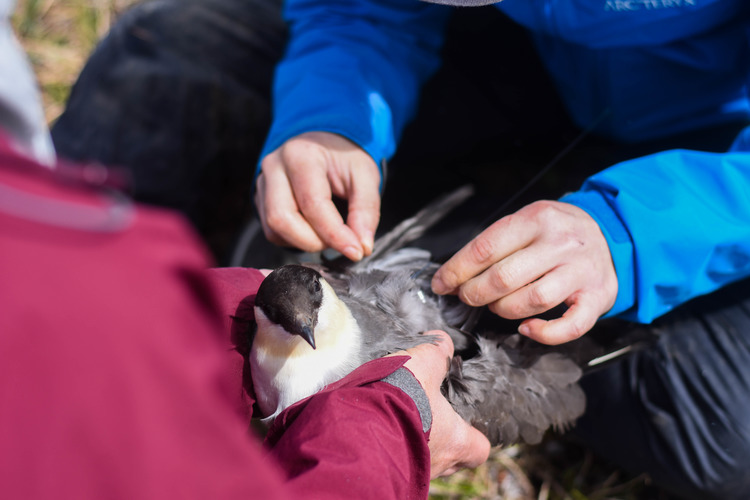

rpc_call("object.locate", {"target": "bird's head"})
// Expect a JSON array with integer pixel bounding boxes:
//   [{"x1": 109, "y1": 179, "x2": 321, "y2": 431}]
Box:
[{"x1": 254, "y1": 265, "x2": 325, "y2": 350}]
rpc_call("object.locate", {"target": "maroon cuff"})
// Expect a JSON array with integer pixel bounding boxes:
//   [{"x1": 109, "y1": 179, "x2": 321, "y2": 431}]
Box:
[{"x1": 265, "y1": 356, "x2": 431, "y2": 500}]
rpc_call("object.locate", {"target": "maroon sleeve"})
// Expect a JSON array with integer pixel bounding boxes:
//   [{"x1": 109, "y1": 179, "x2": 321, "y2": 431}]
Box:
[
  {"x1": 204, "y1": 266, "x2": 265, "y2": 422},
  {"x1": 0, "y1": 144, "x2": 431, "y2": 500},
  {"x1": 0, "y1": 149, "x2": 292, "y2": 499},
  {"x1": 267, "y1": 357, "x2": 432, "y2": 500}
]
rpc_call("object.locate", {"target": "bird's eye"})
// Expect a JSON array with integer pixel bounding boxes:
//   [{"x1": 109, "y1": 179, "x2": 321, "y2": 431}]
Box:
[{"x1": 312, "y1": 280, "x2": 321, "y2": 293}]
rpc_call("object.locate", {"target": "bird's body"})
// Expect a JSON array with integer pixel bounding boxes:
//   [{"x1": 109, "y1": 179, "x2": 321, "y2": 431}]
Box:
[
  {"x1": 251, "y1": 251, "x2": 453, "y2": 420},
  {"x1": 250, "y1": 186, "x2": 588, "y2": 445}
]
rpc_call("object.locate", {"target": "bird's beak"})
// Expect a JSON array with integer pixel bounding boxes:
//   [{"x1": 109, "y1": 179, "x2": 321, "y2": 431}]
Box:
[{"x1": 299, "y1": 325, "x2": 316, "y2": 350}]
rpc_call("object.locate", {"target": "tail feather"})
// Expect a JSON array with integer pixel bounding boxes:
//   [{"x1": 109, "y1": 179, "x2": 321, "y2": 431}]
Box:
[
  {"x1": 357, "y1": 184, "x2": 475, "y2": 269},
  {"x1": 443, "y1": 335, "x2": 586, "y2": 447}
]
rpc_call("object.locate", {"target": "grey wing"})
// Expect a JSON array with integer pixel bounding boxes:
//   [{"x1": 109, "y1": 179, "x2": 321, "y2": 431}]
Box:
[
  {"x1": 444, "y1": 335, "x2": 586, "y2": 447},
  {"x1": 317, "y1": 184, "x2": 474, "y2": 276},
  {"x1": 368, "y1": 247, "x2": 476, "y2": 327},
  {"x1": 340, "y1": 266, "x2": 448, "y2": 358},
  {"x1": 344, "y1": 297, "x2": 440, "y2": 359},
  {"x1": 345, "y1": 252, "x2": 477, "y2": 352},
  {"x1": 354, "y1": 185, "x2": 475, "y2": 271}
]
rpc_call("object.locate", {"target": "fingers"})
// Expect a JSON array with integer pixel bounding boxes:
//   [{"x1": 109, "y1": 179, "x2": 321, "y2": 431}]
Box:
[
  {"x1": 452, "y1": 242, "x2": 568, "y2": 309},
  {"x1": 258, "y1": 150, "x2": 364, "y2": 260},
  {"x1": 432, "y1": 213, "x2": 537, "y2": 295},
  {"x1": 427, "y1": 382, "x2": 490, "y2": 479},
  {"x1": 255, "y1": 132, "x2": 381, "y2": 261},
  {"x1": 433, "y1": 201, "x2": 618, "y2": 345},
  {"x1": 386, "y1": 330, "x2": 454, "y2": 378},
  {"x1": 517, "y1": 292, "x2": 605, "y2": 344},
  {"x1": 288, "y1": 156, "x2": 367, "y2": 261},
  {"x1": 461, "y1": 426, "x2": 491, "y2": 470},
  {"x1": 486, "y1": 264, "x2": 577, "y2": 319},
  {"x1": 345, "y1": 171, "x2": 381, "y2": 256},
  {"x1": 394, "y1": 331, "x2": 490, "y2": 479},
  {"x1": 256, "y1": 165, "x2": 326, "y2": 251},
  {"x1": 433, "y1": 420, "x2": 490, "y2": 478}
]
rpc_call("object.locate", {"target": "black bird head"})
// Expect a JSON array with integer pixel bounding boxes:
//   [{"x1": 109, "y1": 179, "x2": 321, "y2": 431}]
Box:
[{"x1": 254, "y1": 265, "x2": 324, "y2": 349}]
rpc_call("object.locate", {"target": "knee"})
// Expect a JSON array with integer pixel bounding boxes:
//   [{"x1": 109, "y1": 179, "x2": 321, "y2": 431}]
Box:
[{"x1": 575, "y1": 344, "x2": 750, "y2": 499}]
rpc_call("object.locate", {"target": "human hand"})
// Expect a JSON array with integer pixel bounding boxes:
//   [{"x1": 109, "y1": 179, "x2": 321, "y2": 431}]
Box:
[
  {"x1": 389, "y1": 331, "x2": 491, "y2": 478},
  {"x1": 431, "y1": 200, "x2": 618, "y2": 345},
  {"x1": 255, "y1": 132, "x2": 382, "y2": 261}
]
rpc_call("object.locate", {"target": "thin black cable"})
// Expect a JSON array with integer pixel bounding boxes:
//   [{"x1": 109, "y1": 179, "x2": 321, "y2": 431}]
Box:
[{"x1": 473, "y1": 107, "x2": 612, "y2": 233}]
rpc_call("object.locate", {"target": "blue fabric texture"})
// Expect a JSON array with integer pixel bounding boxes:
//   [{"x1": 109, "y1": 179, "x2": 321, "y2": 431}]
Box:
[
  {"x1": 259, "y1": 0, "x2": 750, "y2": 324},
  {"x1": 256, "y1": 0, "x2": 451, "y2": 180},
  {"x1": 562, "y1": 146, "x2": 750, "y2": 323}
]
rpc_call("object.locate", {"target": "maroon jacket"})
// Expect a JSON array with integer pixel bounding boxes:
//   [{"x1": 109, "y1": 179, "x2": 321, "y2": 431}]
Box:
[{"x1": 0, "y1": 139, "x2": 431, "y2": 499}]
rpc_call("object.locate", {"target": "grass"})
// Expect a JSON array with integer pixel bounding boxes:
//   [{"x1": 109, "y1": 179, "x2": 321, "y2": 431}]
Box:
[
  {"x1": 11, "y1": 0, "x2": 137, "y2": 124},
  {"x1": 10, "y1": 1, "x2": 672, "y2": 498},
  {"x1": 428, "y1": 439, "x2": 669, "y2": 500}
]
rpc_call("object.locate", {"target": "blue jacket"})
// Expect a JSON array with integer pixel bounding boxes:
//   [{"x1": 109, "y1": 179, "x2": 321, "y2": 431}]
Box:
[{"x1": 259, "y1": 0, "x2": 750, "y2": 324}]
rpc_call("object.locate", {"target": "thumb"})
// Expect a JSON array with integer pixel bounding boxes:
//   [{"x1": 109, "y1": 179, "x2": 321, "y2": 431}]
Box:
[
  {"x1": 386, "y1": 330, "x2": 454, "y2": 386},
  {"x1": 388, "y1": 332, "x2": 491, "y2": 477},
  {"x1": 436, "y1": 415, "x2": 491, "y2": 477}
]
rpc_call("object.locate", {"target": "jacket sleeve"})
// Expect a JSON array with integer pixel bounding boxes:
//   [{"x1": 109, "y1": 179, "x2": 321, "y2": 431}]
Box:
[
  {"x1": 561, "y1": 126, "x2": 750, "y2": 323},
  {"x1": 257, "y1": 0, "x2": 451, "y2": 180},
  {"x1": 0, "y1": 146, "x2": 432, "y2": 500},
  {"x1": 266, "y1": 357, "x2": 432, "y2": 500}
]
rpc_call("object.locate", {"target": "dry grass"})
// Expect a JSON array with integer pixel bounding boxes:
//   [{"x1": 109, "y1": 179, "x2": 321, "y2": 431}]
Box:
[
  {"x1": 11, "y1": 0, "x2": 138, "y2": 124},
  {"x1": 11, "y1": 1, "x2": 669, "y2": 498},
  {"x1": 429, "y1": 439, "x2": 667, "y2": 500}
]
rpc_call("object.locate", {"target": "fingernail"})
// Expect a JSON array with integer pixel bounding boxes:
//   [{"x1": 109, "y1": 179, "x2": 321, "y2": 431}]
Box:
[
  {"x1": 518, "y1": 324, "x2": 530, "y2": 336},
  {"x1": 432, "y1": 275, "x2": 447, "y2": 295},
  {"x1": 343, "y1": 245, "x2": 363, "y2": 262},
  {"x1": 360, "y1": 233, "x2": 374, "y2": 256}
]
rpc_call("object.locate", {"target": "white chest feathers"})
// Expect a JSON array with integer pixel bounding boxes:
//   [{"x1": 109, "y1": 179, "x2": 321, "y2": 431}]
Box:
[{"x1": 250, "y1": 279, "x2": 364, "y2": 421}]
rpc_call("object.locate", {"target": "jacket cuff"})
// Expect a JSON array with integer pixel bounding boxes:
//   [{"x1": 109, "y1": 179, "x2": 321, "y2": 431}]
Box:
[
  {"x1": 263, "y1": 356, "x2": 431, "y2": 499},
  {"x1": 381, "y1": 367, "x2": 431, "y2": 433}
]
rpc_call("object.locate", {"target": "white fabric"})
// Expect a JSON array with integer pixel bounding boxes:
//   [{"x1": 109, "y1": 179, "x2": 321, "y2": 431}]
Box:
[{"x1": 0, "y1": 0, "x2": 55, "y2": 166}]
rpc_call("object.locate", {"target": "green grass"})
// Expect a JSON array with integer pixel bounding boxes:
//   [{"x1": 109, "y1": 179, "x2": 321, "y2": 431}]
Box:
[
  {"x1": 11, "y1": 0, "x2": 137, "y2": 124},
  {"x1": 428, "y1": 439, "x2": 668, "y2": 500}
]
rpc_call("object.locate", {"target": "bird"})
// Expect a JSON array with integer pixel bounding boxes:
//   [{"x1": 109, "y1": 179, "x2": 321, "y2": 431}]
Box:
[{"x1": 249, "y1": 185, "x2": 590, "y2": 446}]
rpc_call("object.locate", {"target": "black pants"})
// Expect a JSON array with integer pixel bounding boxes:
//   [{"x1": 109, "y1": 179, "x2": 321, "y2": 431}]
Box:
[
  {"x1": 52, "y1": 2, "x2": 750, "y2": 498},
  {"x1": 577, "y1": 279, "x2": 750, "y2": 499},
  {"x1": 52, "y1": 0, "x2": 288, "y2": 263}
]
